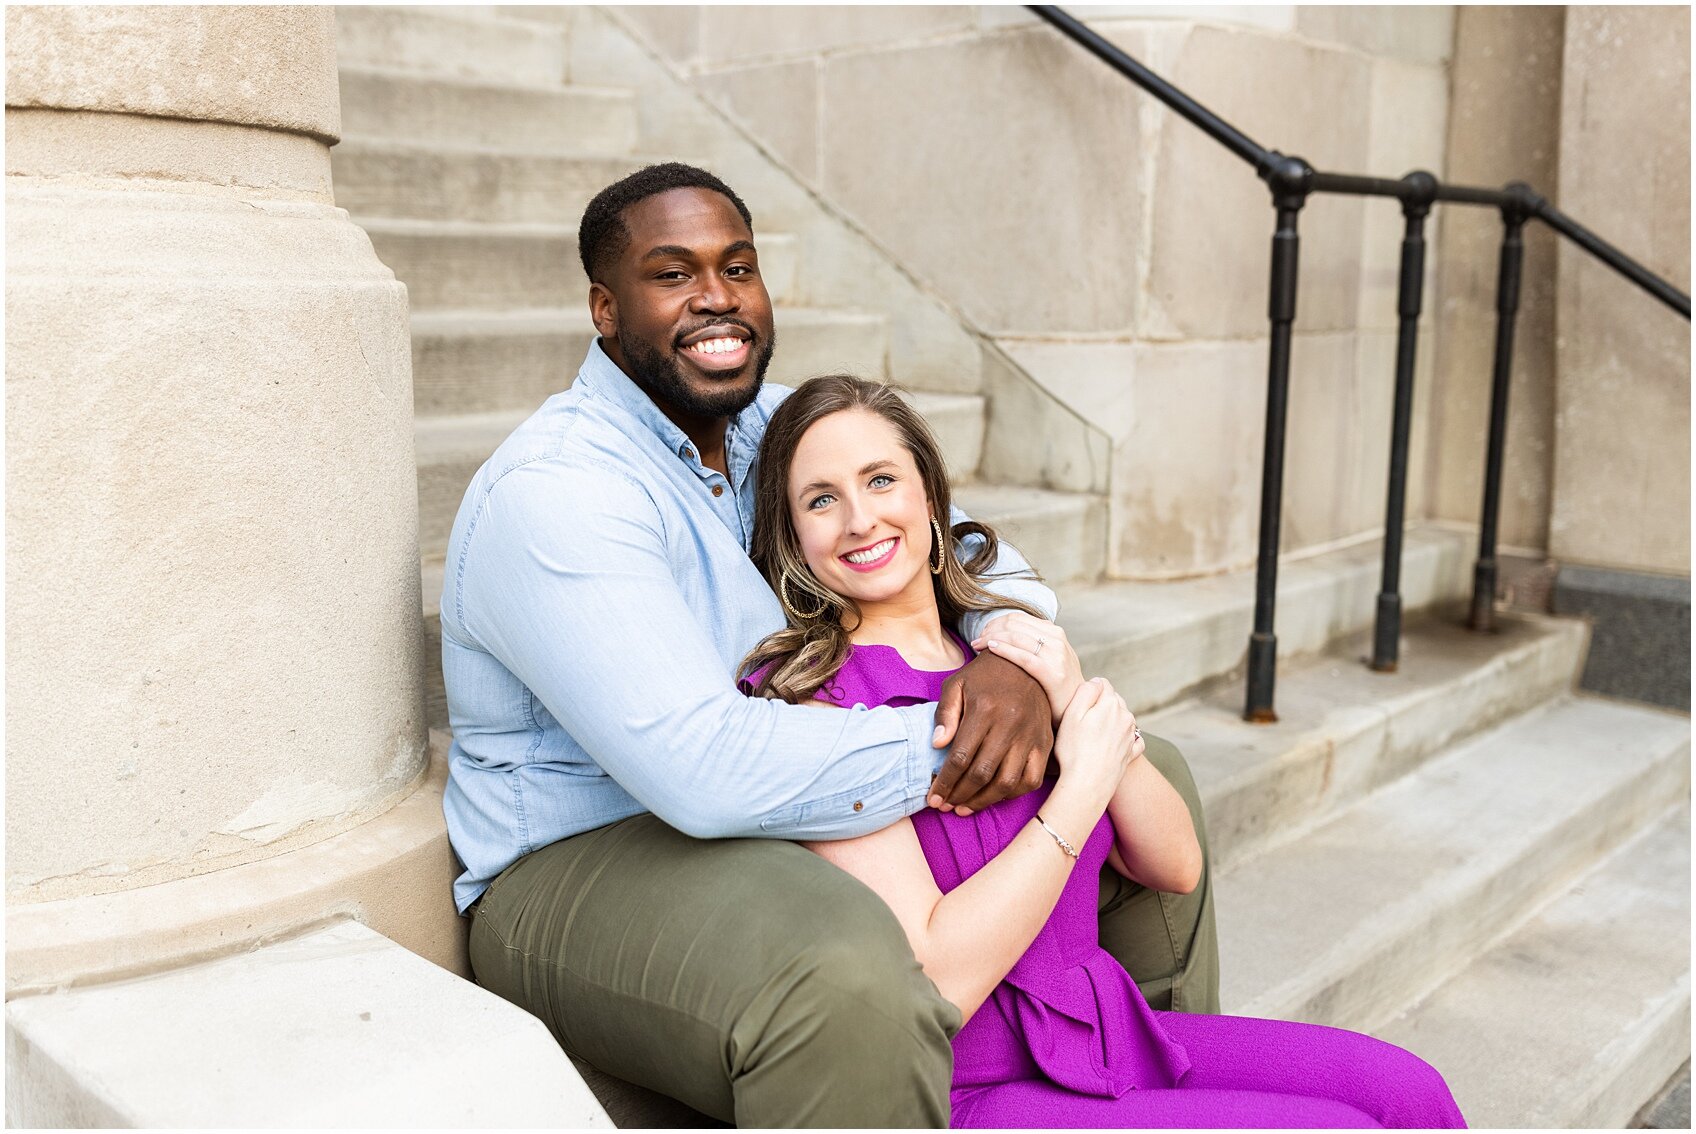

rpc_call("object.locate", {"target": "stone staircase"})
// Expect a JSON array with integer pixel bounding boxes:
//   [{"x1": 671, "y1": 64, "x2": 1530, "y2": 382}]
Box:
[
  {"x1": 333, "y1": 7, "x2": 1688, "y2": 1128},
  {"x1": 333, "y1": 5, "x2": 1107, "y2": 729}
]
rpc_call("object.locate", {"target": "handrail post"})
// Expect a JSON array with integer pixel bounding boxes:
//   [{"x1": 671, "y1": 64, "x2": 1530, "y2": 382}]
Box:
[
  {"x1": 1371, "y1": 171, "x2": 1438, "y2": 672},
  {"x1": 1470, "y1": 183, "x2": 1533, "y2": 632},
  {"x1": 1245, "y1": 154, "x2": 1313, "y2": 723}
]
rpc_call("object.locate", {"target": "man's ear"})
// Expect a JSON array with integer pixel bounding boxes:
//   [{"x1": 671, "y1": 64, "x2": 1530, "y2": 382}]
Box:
[{"x1": 589, "y1": 282, "x2": 617, "y2": 339}]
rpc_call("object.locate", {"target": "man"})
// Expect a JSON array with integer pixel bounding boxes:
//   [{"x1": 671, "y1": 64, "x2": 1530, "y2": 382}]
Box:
[{"x1": 442, "y1": 163, "x2": 1218, "y2": 1126}]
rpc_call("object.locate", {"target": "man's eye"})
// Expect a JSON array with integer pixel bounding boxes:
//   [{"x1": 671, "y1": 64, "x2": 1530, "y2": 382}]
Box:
[
  {"x1": 656, "y1": 270, "x2": 688, "y2": 281},
  {"x1": 726, "y1": 264, "x2": 756, "y2": 277},
  {"x1": 807, "y1": 493, "x2": 835, "y2": 510}
]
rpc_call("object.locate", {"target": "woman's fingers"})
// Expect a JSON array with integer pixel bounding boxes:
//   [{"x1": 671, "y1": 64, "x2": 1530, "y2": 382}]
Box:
[{"x1": 979, "y1": 636, "x2": 1054, "y2": 681}]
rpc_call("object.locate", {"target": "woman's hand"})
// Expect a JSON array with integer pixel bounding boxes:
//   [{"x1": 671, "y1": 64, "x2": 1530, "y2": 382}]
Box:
[
  {"x1": 971, "y1": 613, "x2": 1083, "y2": 723},
  {"x1": 1049, "y1": 678, "x2": 1145, "y2": 814}
]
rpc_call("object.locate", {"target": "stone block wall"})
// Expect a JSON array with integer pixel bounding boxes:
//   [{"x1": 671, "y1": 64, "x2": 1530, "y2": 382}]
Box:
[{"x1": 616, "y1": 5, "x2": 1455, "y2": 578}]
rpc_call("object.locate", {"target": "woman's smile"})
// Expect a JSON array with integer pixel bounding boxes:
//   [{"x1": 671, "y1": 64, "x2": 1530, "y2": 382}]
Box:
[{"x1": 840, "y1": 536, "x2": 900, "y2": 572}]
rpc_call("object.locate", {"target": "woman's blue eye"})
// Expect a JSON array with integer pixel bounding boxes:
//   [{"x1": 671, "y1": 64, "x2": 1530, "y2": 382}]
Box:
[
  {"x1": 870, "y1": 474, "x2": 895, "y2": 489},
  {"x1": 807, "y1": 493, "x2": 835, "y2": 510}
]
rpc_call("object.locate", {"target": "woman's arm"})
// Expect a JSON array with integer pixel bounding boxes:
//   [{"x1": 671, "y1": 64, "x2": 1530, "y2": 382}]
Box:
[
  {"x1": 1102, "y1": 758, "x2": 1202, "y2": 894},
  {"x1": 805, "y1": 680, "x2": 1131, "y2": 1024},
  {"x1": 973, "y1": 620, "x2": 1200, "y2": 894}
]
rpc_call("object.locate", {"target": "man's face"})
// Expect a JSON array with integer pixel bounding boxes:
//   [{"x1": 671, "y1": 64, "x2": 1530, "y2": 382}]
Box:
[{"x1": 591, "y1": 187, "x2": 776, "y2": 423}]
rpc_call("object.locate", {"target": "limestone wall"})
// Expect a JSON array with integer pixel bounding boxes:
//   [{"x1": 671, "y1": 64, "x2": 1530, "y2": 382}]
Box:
[
  {"x1": 1428, "y1": 6, "x2": 1564, "y2": 557},
  {"x1": 614, "y1": 5, "x2": 1455, "y2": 578},
  {"x1": 6, "y1": 6, "x2": 427, "y2": 902},
  {"x1": 1549, "y1": 6, "x2": 1690, "y2": 575}
]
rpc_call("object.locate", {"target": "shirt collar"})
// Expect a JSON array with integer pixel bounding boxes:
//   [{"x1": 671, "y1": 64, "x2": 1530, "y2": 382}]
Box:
[{"x1": 576, "y1": 337, "x2": 757, "y2": 471}]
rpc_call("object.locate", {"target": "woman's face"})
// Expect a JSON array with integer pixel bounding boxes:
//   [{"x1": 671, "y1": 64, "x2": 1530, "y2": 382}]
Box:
[{"x1": 787, "y1": 407, "x2": 936, "y2": 614}]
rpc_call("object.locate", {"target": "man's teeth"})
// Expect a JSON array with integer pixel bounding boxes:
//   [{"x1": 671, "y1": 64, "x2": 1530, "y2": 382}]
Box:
[
  {"x1": 844, "y1": 538, "x2": 896, "y2": 564},
  {"x1": 687, "y1": 337, "x2": 746, "y2": 355}
]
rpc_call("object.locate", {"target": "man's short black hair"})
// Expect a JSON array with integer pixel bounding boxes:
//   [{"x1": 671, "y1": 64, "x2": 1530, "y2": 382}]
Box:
[{"x1": 577, "y1": 162, "x2": 754, "y2": 284}]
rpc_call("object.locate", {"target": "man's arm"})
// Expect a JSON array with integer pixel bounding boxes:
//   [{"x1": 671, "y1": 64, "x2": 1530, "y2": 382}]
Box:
[{"x1": 455, "y1": 459, "x2": 941, "y2": 840}]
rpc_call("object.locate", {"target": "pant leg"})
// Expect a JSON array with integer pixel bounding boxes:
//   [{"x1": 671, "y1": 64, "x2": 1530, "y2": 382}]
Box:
[
  {"x1": 951, "y1": 1079, "x2": 1378, "y2": 1129},
  {"x1": 1155, "y1": 1011, "x2": 1468, "y2": 1128},
  {"x1": 469, "y1": 813, "x2": 961, "y2": 1128},
  {"x1": 1096, "y1": 731, "x2": 1222, "y2": 1013}
]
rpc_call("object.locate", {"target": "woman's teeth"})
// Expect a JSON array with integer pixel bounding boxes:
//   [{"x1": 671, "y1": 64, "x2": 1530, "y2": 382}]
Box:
[
  {"x1": 687, "y1": 337, "x2": 745, "y2": 355},
  {"x1": 844, "y1": 538, "x2": 897, "y2": 564}
]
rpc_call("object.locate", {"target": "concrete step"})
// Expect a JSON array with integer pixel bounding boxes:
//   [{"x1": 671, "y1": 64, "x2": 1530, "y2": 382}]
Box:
[
  {"x1": 5, "y1": 920, "x2": 611, "y2": 1127},
  {"x1": 903, "y1": 391, "x2": 984, "y2": 485},
  {"x1": 333, "y1": 143, "x2": 645, "y2": 225},
  {"x1": 361, "y1": 220, "x2": 797, "y2": 313},
  {"x1": 1149, "y1": 609, "x2": 1591, "y2": 871},
  {"x1": 410, "y1": 291, "x2": 852, "y2": 420},
  {"x1": 338, "y1": 66, "x2": 637, "y2": 155},
  {"x1": 1057, "y1": 525, "x2": 1473, "y2": 716},
  {"x1": 420, "y1": 478, "x2": 1099, "y2": 730},
  {"x1": 414, "y1": 363, "x2": 974, "y2": 557},
  {"x1": 953, "y1": 482, "x2": 1106, "y2": 586},
  {"x1": 1376, "y1": 804, "x2": 1690, "y2": 1129},
  {"x1": 1215, "y1": 694, "x2": 1691, "y2": 1035},
  {"x1": 336, "y1": 7, "x2": 569, "y2": 88}
]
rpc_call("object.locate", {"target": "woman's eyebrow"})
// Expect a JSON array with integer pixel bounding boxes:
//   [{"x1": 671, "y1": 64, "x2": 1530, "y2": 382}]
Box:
[{"x1": 795, "y1": 460, "x2": 898, "y2": 498}]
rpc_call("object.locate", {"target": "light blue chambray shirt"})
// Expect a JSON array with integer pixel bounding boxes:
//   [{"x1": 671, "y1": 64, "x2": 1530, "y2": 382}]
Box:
[{"x1": 440, "y1": 340, "x2": 1057, "y2": 912}]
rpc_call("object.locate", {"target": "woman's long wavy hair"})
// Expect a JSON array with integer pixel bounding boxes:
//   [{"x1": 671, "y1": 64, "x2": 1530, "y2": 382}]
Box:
[{"x1": 739, "y1": 374, "x2": 1045, "y2": 704}]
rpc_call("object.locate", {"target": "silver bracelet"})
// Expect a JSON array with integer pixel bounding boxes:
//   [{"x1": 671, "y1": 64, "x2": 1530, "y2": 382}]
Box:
[{"x1": 1034, "y1": 813, "x2": 1080, "y2": 860}]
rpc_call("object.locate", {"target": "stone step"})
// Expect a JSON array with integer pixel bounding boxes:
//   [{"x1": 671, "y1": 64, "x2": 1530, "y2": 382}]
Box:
[
  {"x1": 952, "y1": 482, "x2": 1106, "y2": 586},
  {"x1": 419, "y1": 478, "x2": 1097, "y2": 730},
  {"x1": 5, "y1": 920, "x2": 611, "y2": 1127},
  {"x1": 413, "y1": 375, "x2": 975, "y2": 557},
  {"x1": 1215, "y1": 694, "x2": 1691, "y2": 1036},
  {"x1": 338, "y1": 66, "x2": 637, "y2": 155},
  {"x1": 333, "y1": 143, "x2": 646, "y2": 226},
  {"x1": 360, "y1": 219, "x2": 798, "y2": 313},
  {"x1": 1376, "y1": 804, "x2": 1690, "y2": 1129},
  {"x1": 335, "y1": 7, "x2": 569, "y2": 89},
  {"x1": 1057, "y1": 525, "x2": 1473, "y2": 716},
  {"x1": 1149, "y1": 609, "x2": 1590, "y2": 871}
]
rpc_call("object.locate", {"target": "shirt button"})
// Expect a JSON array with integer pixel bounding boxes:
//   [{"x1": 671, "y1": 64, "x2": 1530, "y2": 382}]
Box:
[
  {"x1": 711, "y1": 484, "x2": 724, "y2": 498},
  {"x1": 683, "y1": 447, "x2": 695, "y2": 460},
  {"x1": 852, "y1": 801, "x2": 863, "y2": 812}
]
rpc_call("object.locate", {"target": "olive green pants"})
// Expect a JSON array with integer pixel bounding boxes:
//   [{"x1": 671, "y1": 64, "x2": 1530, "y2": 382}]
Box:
[{"x1": 469, "y1": 733, "x2": 1218, "y2": 1128}]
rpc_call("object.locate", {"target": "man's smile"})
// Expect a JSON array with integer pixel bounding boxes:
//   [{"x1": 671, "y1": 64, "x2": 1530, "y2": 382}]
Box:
[{"x1": 679, "y1": 323, "x2": 753, "y2": 372}]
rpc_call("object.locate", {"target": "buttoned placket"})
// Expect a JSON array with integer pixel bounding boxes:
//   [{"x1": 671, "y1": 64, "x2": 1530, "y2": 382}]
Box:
[{"x1": 680, "y1": 440, "x2": 747, "y2": 544}]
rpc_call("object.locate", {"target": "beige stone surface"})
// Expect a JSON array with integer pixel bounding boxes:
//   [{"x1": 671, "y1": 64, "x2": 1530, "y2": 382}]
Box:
[
  {"x1": 1294, "y1": 5, "x2": 1455, "y2": 66},
  {"x1": 1429, "y1": 5, "x2": 1564, "y2": 553},
  {"x1": 1551, "y1": 6, "x2": 1691, "y2": 574},
  {"x1": 1146, "y1": 23, "x2": 1370, "y2": 340},
  {"x1": 1357, "y1": 58, "x2": 1449, "y2": 331},
  {"x1": 980, "y1": 7, "x2": 1299, "y2": 33},
  {"x1": 6, "y1": 919, "x2": 610, "y2": 1128},
  {"x1": 7, "y1": 184, "x2": 427, "y2": 900},
  {"x1": 6, "y1": 5, "x2": 341, "y2": 142},
  {"x1": 1112, "y1": 338, "x2": 1268, "y2": 577},
  {"x1": 5, "y1": 108, "x2": 335, "y2": 201},
  {"x1": 822, "y1": 26, "x2": 1150, "y2": 335},
  {"x1": 694, "y1": 6, "x2": 976, "y2": 66},
  {"x1": 698, "y1": 60, "x2": 819, "y2": 182},
  {"x1": 6, "y1": 735, "x2": 466, "y2": 997},
  {"x1": 979, "y1": 344, "x2": 1112, "y2": 495}
]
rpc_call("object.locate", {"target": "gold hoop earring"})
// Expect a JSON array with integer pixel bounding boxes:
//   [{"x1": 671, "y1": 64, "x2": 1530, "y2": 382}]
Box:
[
  {"x1": 779, "y1": 570, "x2": 828, "y2": 623},
  {"x1": 931, "y1": 517, "x2": 947, "y2": 575}
]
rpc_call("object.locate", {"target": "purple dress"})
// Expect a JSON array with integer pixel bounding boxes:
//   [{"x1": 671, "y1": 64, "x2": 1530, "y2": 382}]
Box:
[{"x1": 812, "y1": 636, "x2": 1467, "y2": 1130}]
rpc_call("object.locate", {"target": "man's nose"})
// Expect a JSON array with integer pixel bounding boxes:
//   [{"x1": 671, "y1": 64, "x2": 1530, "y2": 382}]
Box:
[{"x1": 690, "y1": 271, "x2": 738, "y2": 314}]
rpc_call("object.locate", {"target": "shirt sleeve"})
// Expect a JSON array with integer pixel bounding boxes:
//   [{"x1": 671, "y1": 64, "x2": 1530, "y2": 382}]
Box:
[
  {"x1": 452, "y1": 458, "x2": 943, "y2": 841},
  {"x1": 947, "y1": 503, "x2": 1060, "y2": 641}
]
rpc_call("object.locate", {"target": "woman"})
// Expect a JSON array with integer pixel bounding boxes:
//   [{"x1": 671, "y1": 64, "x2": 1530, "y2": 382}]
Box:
[{"x1": 739, "y1": 375, "x2": 1466, "y2": 1129}]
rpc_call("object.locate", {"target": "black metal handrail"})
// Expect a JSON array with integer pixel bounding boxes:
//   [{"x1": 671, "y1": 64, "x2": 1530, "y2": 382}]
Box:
[{"x1": 1030, "y1": 4, "x2": 1691, "y2": 722}]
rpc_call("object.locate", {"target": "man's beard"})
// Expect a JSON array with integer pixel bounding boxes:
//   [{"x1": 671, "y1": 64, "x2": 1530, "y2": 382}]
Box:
[{"x1": 620, "y1": 325, "x2": 776, "y2": 421}]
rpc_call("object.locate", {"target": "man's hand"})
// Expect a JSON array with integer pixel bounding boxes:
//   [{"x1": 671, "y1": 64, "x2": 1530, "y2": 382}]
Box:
[{"x1": 928, "y1": 651, "x2": 1055, "y2": 815}]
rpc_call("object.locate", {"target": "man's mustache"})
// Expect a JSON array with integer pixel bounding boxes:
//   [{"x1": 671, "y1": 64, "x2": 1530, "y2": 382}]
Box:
[{"x1": 673, "y1": 318, "x2": 758, "y2": 348}]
